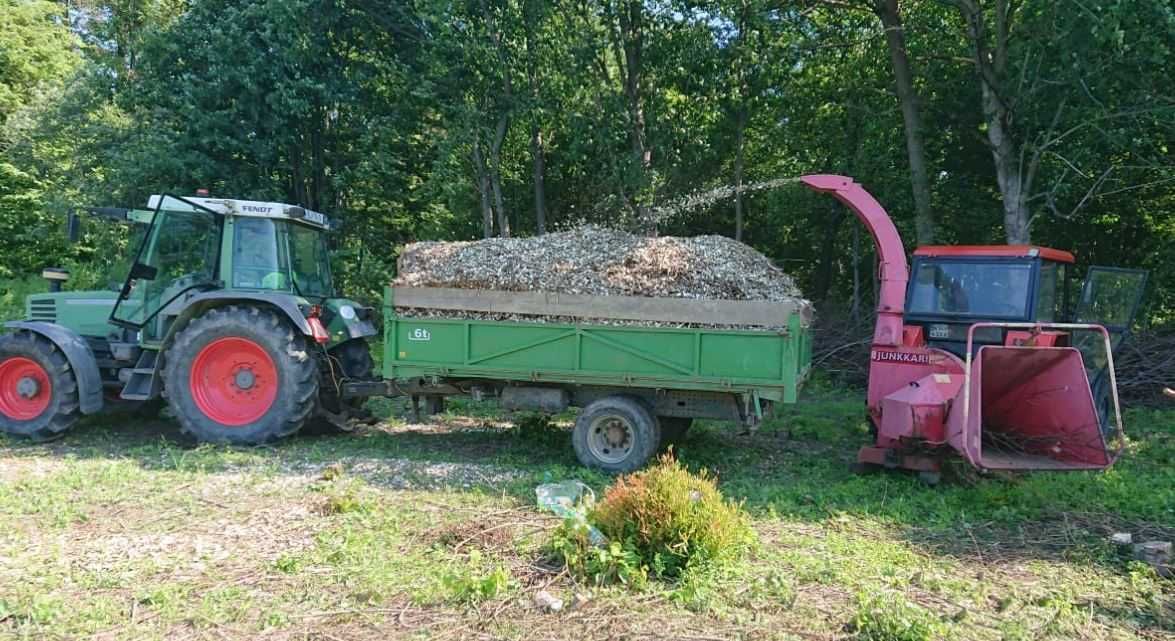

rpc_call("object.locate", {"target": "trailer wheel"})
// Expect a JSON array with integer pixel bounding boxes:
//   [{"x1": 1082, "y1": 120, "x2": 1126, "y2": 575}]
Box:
[
  {"x1": 0, "y1": 332, "x2": 80, "y2": 441},
  {"x1": 658, "y1": 417, "x2": 693, "y2": 447},
  {"x1": 573, "y1": 396, "x2": 660, "y2": 473},
  {"x1": 163, "y1": 305, "x2": 318, "y2": 444}
]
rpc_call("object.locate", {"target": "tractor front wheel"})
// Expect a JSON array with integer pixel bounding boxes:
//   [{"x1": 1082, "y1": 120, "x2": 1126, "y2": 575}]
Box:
[
  {"x1": 0, "y1": 332, "x2": 80, "y2": 440},
  {"x1": 163, "y1": 305, "x2": 318, "y2": 444}
]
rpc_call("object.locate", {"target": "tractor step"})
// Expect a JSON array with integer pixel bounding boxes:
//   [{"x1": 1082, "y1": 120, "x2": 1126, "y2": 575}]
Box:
[{"x1": 119, "y1": 350, "x2": 161, "y2": 401}]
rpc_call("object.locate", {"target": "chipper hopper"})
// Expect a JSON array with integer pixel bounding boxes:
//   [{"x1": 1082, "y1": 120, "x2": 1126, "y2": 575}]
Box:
[{"x1": 801, "y1": 175, "x2": 1146, "y2": 480}]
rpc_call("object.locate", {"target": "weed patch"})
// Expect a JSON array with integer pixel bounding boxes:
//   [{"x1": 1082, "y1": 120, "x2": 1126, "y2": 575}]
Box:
[
  {"x1": 439, "y1": 551, "x2": 513, "y2": 604},
  {"x1": 848, "y1": 591, "x2": 944, "y2": 641},
  {"x1": 313, "y1": 477, "x2": 375, "y2": 515}
]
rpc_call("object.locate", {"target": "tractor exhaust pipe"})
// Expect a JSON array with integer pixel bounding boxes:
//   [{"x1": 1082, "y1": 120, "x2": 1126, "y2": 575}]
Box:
[{"x1": 949, "y1": 323, "x2": 1124, "y2": 471}]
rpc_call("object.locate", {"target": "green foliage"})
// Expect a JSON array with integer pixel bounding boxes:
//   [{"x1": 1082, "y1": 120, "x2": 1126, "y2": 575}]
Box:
[
  {"x1": 0, "y1": 0, "x2": 1173, "y2": 322},
  {"x1": 849, "y1": 592, "x2": 944, "y2": 641},
  {"x1": 0, "y1": 0, "x2": 79, "y2": 121},
  {"x1": 315, "y1": 478, "x2": 374, "y2": 515},
  {"x1": 553, "y1": 454, "x2": 755, "y2": 584},
  {"x1": 0, "y1": 277, "x2": 41, "y2": 321},
  {"x1": 549, "y1": 521, "x2": 649, "y2": 588},
  {"x1": 510, "y1": 413, "x2": 566, "y2": 447},
  {"x1": 440, "y1": 551, "x2": 512, "y2": 604},
  {"x1": 0, "y1": 1, "x2": 81, "y2": 281}
]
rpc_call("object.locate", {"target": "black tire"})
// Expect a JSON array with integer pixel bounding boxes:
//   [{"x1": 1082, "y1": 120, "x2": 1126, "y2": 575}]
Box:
[
  {"x1": 658, "y1": 417, "x2": 693, "y2": 447},
  {"x1": 0, "y1": 332, "x2": 80, "y2": 441},
  {"x1": 312, "y1": 338, "x2": 375, "y2": 433},
  {"x1": 162, "y1": 305, "x2": 318, "y2": 445},
  {"x1": 572, "y1": 396, "x2": 661, "y2": 473}
]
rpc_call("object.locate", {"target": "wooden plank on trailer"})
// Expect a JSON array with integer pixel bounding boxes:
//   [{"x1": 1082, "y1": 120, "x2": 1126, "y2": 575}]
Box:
[{"x1": 392, "y1": 286, "x2": 812, "y2": 328}]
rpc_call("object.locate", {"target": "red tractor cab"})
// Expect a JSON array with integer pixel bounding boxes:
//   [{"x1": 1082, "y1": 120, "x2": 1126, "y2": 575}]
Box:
[
  {"x1": 903, "y1": 245, "x2": 1146, "y2": 397},
  {"x1": 904, "y1": 245, "x2": 1077, "y2": 358}
]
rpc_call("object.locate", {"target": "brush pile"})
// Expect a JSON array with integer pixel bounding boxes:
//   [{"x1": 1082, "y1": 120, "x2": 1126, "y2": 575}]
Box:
[{"x1": 393, "y1": 225, "x2": 808, "y2": 328}]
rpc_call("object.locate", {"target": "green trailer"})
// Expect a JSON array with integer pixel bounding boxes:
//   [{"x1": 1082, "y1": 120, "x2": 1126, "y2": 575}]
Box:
[{"x1": 352, "y1": 285, "x2": 813, "y2": 472}]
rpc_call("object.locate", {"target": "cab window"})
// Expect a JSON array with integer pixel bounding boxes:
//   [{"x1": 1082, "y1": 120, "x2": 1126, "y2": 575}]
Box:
[
  {"x1": 287, "y1": 223, "x2": 334, "y2": 297},
  {"x1": 232, "y1": 218, "x2": 288, "y2": 290},
  {"x1": 1034, "y1": 262, "x2": 1066, "y2": 321}
]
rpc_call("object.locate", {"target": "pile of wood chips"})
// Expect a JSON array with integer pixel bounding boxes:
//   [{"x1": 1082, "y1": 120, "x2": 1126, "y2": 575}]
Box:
[{"x1": 393, "y1": 225, "x2": 809, "y2": 328}]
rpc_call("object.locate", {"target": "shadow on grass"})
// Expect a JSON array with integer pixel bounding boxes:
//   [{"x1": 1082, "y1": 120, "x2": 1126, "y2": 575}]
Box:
[{"x1": 2, "y1": 393, "x2": 1172, "y2": 573}]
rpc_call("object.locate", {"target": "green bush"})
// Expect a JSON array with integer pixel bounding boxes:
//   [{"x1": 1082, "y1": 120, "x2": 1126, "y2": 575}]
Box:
[
  {"x1": 0, "y1": 277, "x2": 41, "y2": 321},
  {"x1": 552, "y1": 454, "x2": 754, "y2": 584}
]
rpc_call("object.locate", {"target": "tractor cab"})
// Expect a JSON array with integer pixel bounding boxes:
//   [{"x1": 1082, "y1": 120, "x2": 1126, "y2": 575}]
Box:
[
  {"x1": 110, "y1": 195, "x2": 339, "y2": 340},
  {"x1": 902, "y1": 245, "x2": 1146, "y2": 358}
]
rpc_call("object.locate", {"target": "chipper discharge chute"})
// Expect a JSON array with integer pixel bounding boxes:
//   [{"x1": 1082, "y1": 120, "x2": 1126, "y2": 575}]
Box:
[{"x1": 800, "y1": 174, "x2": 1146, "y2": 480}]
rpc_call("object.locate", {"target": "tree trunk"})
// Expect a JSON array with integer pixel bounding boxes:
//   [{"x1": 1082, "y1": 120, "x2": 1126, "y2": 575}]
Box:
[
  {"x1": 490, "y1": 112, "x2": 511, "y2": 238},
  {"x1": 850, "y1": 223, "x2": 861, "y2": 321},
  {"x1": 875, "y1": 0, "x2": 935, "y2": 244},
  {"x1": 522, "y1": 2, "x2": 548, "y2": 234},
  {"x1": 954, "y1": 0, "x2": 1031, "y2": 243},
  {"x1": 813, "y1": 202, "x2": 845, "y2": 301},
  {"x1": 530, "y1": 125, "x2": 547, "y2": 234},
  {"x1": 616, "y1": 1, "x2": 653, "y2": 233},
  {"x1": 982, "y1": 80, "x2": 1030, "y2": 243},
  {"x1": 471, "y1": 140, "x2": 494, "y2": 238},
  {"x1": 733, "y1": 107, "x2": 747, "y2": 241},
  {"x1": 484, "y1": 0, "x2": 513, "y2": 238}
]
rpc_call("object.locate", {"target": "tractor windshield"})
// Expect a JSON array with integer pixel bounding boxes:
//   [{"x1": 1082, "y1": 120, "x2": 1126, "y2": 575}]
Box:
[{"x1": 908, "y1": 261, "x2": 1033, "y2": 319}]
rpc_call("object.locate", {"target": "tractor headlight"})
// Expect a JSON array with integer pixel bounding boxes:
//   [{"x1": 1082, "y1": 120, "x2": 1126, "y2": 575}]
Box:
[{"x1": 339, "y1": 305, "x2": 356, "y2": 320}]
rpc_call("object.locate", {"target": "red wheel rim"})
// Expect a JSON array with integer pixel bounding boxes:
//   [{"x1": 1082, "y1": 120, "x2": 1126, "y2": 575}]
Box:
[
  {"x1": 0, "y1": 357, "x2": 53, "y2": 420},
  {"x1": 189, "y1": 337, "x2": 278, "y2": 426}
]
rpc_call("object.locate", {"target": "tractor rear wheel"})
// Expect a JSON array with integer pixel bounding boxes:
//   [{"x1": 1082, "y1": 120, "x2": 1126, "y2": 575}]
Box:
[
  {"x1": 0, "y1": 332, "x2": 80, "y2": 441},
  {"x1": 163, "y1": 305, "x2": 318, "y2": 444}
]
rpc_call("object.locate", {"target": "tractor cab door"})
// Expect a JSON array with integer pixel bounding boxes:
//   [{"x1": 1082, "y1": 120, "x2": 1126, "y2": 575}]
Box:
[
  {"x1": 1073, "y1": 267, "x2": 1148, "y2": 347},
  {"x1": 1071, "y1": 266, "x2": 1147, "y2": 435},
  {"x1": 109, "y1": 195, "x2": 222, "y2": 331}
]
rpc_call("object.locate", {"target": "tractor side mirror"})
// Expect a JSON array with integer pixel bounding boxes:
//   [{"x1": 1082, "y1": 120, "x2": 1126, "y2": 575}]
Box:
[
  {"x1": 128, "y1": 262, "x2": 158, "y2": 281},
  {"x1": 67, "y1": 213, "x2": 81, "y2": 243}
]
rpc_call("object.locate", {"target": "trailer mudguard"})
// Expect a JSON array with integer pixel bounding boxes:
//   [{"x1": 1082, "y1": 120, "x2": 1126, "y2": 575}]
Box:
[{"x1": 4, "y1": 321, "x2": 104, "y2": 415}]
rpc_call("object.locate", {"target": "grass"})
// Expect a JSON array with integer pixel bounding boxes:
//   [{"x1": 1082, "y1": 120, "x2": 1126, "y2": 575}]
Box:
[{"x1": 0, "y1": 392, "x2": 1171, "y2": 640}]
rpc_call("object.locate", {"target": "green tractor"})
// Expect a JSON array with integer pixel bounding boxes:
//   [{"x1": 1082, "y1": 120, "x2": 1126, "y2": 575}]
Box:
[{"x1": 0, "y1": 194, "x2": 377, "y2": 443}]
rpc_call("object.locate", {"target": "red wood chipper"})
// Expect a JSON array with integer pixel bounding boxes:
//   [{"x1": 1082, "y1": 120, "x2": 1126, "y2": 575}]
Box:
[{"x1": 801, "y1": 175, "x2": 1147, "y2": 483}]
